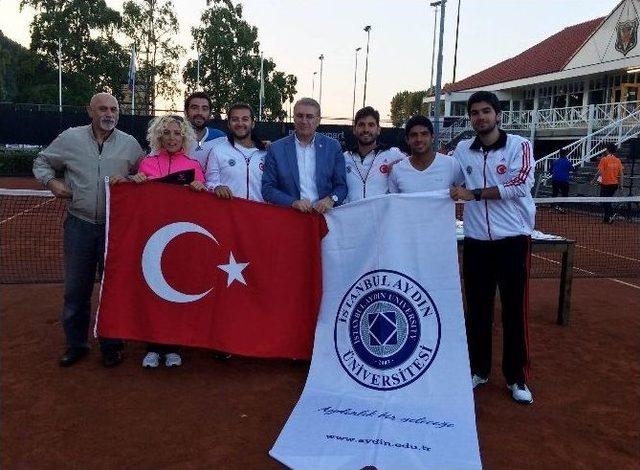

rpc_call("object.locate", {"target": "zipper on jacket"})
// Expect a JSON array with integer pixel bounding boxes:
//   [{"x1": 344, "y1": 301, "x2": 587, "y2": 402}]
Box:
[
  {"x1": 95, "y1": 142, "x2": 103, "y2": 222},
  {"x1": 482, "y1": 150, "x2": 492, "y2": 240}
]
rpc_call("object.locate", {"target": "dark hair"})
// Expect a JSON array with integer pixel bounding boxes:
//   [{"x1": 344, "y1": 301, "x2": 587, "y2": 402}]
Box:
[
  {"x1": 606, "y1": 143, "x2": 617, "y2": 153},
  {"x1": 226, "y1": 102, "x2": 265, "y2": 151},
  {"x1": 467, "y1": 91, "x2": 501, "y2": 115},
  {"x1": 227, "y1": 102, "x2": 255, "y2": 121},
  {"x1": 405, "y1": 115, "x2": 434, "y2": 136},
  {"x1": 354, "y1": 106, "x2": 380, "y2": 126},
  {"x1": 185, "y1": 92, "x2": 212, "y2": 112}
]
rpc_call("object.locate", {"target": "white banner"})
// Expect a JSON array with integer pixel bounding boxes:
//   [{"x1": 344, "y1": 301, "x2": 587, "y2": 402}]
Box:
[{"x1": 271, "y1": 192, "x2": 481, "y2": 470}]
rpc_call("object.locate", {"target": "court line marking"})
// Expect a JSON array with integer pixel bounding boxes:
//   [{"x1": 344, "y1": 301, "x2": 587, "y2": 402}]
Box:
[
  {"x1": 0, "y1": 197, "x2": 56, "y2": 225},
  {"x1": 532, "y1": 253, "x2": 640, "y2": 290},
  {"x1": 575, "y1": 244, "x2": 640, "y2": 263}
]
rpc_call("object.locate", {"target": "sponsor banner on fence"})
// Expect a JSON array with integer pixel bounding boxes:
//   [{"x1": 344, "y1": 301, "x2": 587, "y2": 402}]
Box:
[{"x1": 270, "y1": 192, "x2": 482, "y2": 470}]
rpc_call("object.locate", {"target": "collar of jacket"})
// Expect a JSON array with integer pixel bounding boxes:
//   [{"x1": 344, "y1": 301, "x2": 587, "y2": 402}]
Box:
[{"x1": 470, "y1": 129, "x2": 507, "y2": 152}]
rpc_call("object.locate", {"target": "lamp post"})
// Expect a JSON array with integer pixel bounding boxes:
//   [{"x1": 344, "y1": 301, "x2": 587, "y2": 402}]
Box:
[
  {"x1": 318, "y1": 54, "x2": 324, "y2": 109},
  {"x1": 352, "y1": 47, "x2": 362, "y2": 120},
  {"x1": 362, "y1": 25, "x2": 371, "y2": 107},
  {"x1": 430, "y1": 5, "x2": 438, "y2": 90},
  {"x1": 196, "y1": 47, "x2": 201, "y2": 89},
  {"x1": 312, "y1": 71, "x2": 317, "y2": 99},
  {"x1": 452, "y1": 0, "x2": 462, "y2": 83},
  {"x1": 430, "y1": 0, "x2": 446, "y2": 150}
]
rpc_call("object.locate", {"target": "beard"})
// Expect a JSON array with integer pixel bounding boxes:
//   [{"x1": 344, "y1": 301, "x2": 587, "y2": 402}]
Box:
[
  {"x1": 232, "y1": 130, "x2": 251, "y2": 141},
  {"x1": 357, "y1": 134, "x2": 377, "y2": 146},
  {"x1": 474, "y1": 121, "x2": 498, "y2": 136},
  {"x1": 100, "y1": 118, "x2": 116, "y2": 131}
]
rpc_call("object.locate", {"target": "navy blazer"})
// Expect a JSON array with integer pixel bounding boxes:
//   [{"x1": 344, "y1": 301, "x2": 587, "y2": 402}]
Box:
[{"x1": 261, "y1": 133, "x2": 347, "y2": 207}]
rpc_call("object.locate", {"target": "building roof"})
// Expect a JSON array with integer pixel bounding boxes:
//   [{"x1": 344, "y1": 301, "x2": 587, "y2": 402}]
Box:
[{"x1": 444, "y1": 17, "x2": 605, "y2": 93}]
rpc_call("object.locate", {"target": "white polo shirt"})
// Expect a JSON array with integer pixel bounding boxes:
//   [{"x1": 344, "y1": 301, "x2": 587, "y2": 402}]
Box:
[
  {"x1": 205, "y1": 137, "x2": 267, "y2": 202},
  {"x1": 295, "y1": 135, "x2": 319, "y2": 203},
  {"x1": 343, "y1": 146, "x2": 406, "y2": 202},
  {"x1": 388, "y1": 153, "x2": 464, "y2": 193}
]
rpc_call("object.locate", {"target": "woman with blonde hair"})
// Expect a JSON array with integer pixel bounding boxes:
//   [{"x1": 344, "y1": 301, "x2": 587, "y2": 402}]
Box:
[{"x1": 113, "y1": 114, "x2": 206, "y2": 368}]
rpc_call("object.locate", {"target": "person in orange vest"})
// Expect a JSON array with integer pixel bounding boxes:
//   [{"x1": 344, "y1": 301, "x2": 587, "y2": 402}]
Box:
[{"x1": 592, "y1": 143, "x2": 624, "y2": 223}]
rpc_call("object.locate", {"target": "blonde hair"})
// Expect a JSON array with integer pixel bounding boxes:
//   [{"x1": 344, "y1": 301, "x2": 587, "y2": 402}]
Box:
[{"x1": 147, "y1": 115, "x2": 196, "y2": 153}]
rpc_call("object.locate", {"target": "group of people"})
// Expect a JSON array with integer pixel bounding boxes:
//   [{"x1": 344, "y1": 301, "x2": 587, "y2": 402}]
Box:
[{"x1": 34, "y1": 89, "x2": 536, "y2": 405}]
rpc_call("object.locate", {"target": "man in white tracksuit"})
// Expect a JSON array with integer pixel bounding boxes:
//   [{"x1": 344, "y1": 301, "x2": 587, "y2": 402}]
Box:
[
  {"x1": 343, "y1": 106, "x2": 405, "y2": 202},
  {"x1": 450, "y1": 91, "x2": 536, "y2": 405},
  {"x1": 206, "y1": 103, "x2": 267, "y2": 202}
]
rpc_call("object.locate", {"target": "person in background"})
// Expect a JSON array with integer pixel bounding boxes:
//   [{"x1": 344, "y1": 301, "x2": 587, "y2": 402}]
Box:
[
  {"x1": 184, "y1": 92, "x2": 225, "y2": 169},
  {"x1": 551, "y1": 147, "x2": 572, "y2": 197},
  {"x1": 592, "y1": 143, "x2": 624, "y2": 223}
]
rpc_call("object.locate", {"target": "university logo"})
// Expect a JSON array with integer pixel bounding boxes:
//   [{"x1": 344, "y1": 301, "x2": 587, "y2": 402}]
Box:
[
  {"x1": 616, "y1": 17, "x2": 639, "y2": 56},
  {"x1": 496, "y1": 164, "x2": 507, "y2": 175},
  {"x1": 466, "y1": 165, "x2": 473, "y2": 175},
  {"x1": 259, "y1": 162, "x2": 265, "y2": 171},
  {"x1": 334, "y1": 269, "x2": 441, "y2": 391},
  {"x1": 228, "y1": 159, "x2": 236, "y2": 166},
  {"x1": 379, "y1": 164, "x2": 389, "y2": 174}
]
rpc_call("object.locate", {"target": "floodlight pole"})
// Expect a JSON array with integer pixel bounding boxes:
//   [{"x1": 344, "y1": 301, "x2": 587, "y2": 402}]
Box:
[
  {"x1": 58, "y1": 38, "x2": 62, "y2": 112},
  {"x1": 318, "y1": 54, "x2": 324, "y2": 108},
  {"x1": 431, "y1": 0, "x2": 446, "y2": 150},
  {"x1": 352, "y1": 47, "x2": 362, "y2": 120},
  {"x1": 362, "y1": 25, "x2": 371, "y2": 107}
]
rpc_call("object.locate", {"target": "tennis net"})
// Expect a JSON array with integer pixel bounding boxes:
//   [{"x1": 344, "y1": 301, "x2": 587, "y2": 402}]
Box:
[{"x1": 1, "y1": 190, "x2": 638, "y2": 283}]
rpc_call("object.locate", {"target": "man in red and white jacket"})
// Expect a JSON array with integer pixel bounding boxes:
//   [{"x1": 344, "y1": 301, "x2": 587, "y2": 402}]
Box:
[{"x1": 450, "y1": 91, "x2": 536, "y2": 405}]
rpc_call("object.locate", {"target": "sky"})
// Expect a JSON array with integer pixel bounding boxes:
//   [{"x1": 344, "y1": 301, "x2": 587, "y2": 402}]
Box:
[{"x1": 1, "y1": 0, "x2": 616, "y2": 124}]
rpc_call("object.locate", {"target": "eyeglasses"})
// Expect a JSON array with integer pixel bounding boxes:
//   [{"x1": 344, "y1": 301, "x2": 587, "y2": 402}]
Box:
[{"x1": 295, "y1": 113, "x2": 318, "y2": 121}]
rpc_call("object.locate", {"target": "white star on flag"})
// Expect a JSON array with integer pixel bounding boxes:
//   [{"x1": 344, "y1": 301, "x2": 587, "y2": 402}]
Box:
[{"x1": 217, "y1": 252, "x2": 249, "y2": 287}]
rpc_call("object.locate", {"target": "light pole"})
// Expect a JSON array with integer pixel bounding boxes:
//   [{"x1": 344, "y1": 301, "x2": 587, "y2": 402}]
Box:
[
  {"x1": 430, "y1": 0, "x2": 446, "y2": 150},
  {"x1": 196, "y1": 47, "x2": 201, "y2": 89},
  {"x1": 318, "y1": 54, "x2": 324, "y2": 109},
  {"x1": 430, "y1": 5, "x2": 438, "y2": 90},
  {"x1": 362, "y1": 25, "x2": 371, "y2": 107},
  {"x1": 452, "y1": 0, "x2": 462, "y2": 83},
  {"x1": 352, "y1": 47, "x2": 362, "y2": 120},
  {"x1": 312, "y1": 71, "x2": 317, "y2": 98}
]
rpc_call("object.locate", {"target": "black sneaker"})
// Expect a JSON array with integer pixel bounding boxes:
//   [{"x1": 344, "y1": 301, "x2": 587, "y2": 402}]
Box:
[
  {"x1": 102, "y1": 349, "x2": 124, "y2": 368},
  {"x1": 59, "y1": 347, "x2": 90, "y2": 367}
]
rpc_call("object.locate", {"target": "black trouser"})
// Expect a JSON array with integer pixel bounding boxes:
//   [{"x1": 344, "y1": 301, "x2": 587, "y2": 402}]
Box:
[
  {"x1": 600, "y1": 184, "x2": 618, "y2": 221},
  {"x1": 146, "y1": 343, "x2": 179, "y2": 354},
  {"x1": 551, "y1": 180, "x2": 569, "y2": 197},
  {"x1": 463, "y1": 235, "x2": 531, "y2": 385}
]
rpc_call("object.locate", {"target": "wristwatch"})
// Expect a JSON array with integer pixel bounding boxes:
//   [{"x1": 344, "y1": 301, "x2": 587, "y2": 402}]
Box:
[
  {"x1": 472, "y1": 189, "x2": 482, "y2": 201},
  {"x1": 330, "y1": 194, "x2": 339, "y2": 203}
]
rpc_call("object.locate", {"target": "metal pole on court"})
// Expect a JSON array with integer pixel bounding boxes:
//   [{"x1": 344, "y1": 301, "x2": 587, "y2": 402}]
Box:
[
  {"x1": 58, "y1": 38, "x2": 62, "y2": 113},
  {"x1": 452, "y1": 0, "x2": 462, "y2": 83},
  {"x1": 362, "y1": 25, "x2": 371, "y2": 107},
  {"x1": 196, "y1": 48, "x2": 201, "y2": 89},
  {"x1": 431, "y1": 0, "x2": 446, "y2": 150},
  {"x1": 318, "y1": 54, "x2": 324, "y2": 110},
  {"x1": 430, "y1": 7, "x2": 438, "y2": 90},
  {"x1": 312, "y1": 71, "x2": 317, "y2": 99},
  {"x1": 352, "y1": 47, "x2": 362, "y2": 120}
]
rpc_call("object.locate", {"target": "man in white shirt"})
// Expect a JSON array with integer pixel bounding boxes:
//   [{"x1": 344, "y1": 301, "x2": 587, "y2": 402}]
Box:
[
  {"x1": 262, "y1": 98, "x2": 347, "y2": 213},
  {"x1": 206, "y1": 103, "x2": 267, "y2": 202},
  {"x1": 389, "y1": 115, "x2": 463, "y2": 193},
  {"x1": 344, "y1": 106, "x2": 406, "y2": 202}
]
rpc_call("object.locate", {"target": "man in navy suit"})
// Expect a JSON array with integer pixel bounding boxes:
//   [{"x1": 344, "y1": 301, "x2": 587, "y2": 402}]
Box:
[{"x1": 262, "y1": 97, "x2": 347, "y2": 213}]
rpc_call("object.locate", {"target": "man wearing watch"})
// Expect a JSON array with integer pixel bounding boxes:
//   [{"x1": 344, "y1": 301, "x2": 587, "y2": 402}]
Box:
[
  {"x1": 262, "y1": 97, "x2": 347, "y2": 213},
  {"x1": 450, "y1": 91, "x2": 536, "y2": 405}
]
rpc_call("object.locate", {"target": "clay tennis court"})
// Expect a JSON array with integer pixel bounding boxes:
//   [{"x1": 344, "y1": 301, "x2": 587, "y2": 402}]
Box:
[{"x1": 1, "y1": 178, "x2": 639, "y2": 469}]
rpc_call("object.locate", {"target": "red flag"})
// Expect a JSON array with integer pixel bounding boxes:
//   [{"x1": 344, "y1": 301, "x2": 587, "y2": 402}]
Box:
[{"x1": 96, "y1": 183, "x2": 327, "y2": 359}]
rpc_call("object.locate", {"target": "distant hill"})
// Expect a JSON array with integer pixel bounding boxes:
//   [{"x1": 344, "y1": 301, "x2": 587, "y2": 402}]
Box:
[{"x1": 0, "y1": 30, "x2": 57, "y2": 103}]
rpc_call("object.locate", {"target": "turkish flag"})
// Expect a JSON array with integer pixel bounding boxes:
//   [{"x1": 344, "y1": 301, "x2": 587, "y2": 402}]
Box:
[{"x1": 96, "y1": 183, "x2": 327, "y2": 359}]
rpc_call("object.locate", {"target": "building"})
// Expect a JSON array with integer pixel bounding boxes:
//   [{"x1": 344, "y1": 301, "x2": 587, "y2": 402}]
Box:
[{"x1": 427, "y1": 0, "x2": 640, "y2": 142}]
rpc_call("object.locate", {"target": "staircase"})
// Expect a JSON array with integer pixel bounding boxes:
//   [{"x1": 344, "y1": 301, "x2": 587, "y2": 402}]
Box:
[{"x1": 533, "y1": 108, "x2": 640, "y2": 196}]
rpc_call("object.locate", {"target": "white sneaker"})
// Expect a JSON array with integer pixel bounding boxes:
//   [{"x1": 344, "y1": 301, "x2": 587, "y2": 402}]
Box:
[
  {"x1": 472, "y1": 374, "x2": 488, "y2": 389},
  {"x1": 165, "y1": 352, "x2": 182, "y2": 367},
  {"x1": 508, "y1": 383, "x2": 533, "y2": 404},
  {"x1": 142, "y1": 351, "x2": 160, "y2": 368}
]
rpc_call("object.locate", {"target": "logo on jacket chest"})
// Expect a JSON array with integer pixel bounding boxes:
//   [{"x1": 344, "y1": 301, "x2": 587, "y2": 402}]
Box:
[{"x1": 496, "y1": 164, "x2": 507, "y2": 175}]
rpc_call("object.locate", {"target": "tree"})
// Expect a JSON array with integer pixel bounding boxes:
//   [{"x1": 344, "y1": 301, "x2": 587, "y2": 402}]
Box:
[
  {"x1": 390, "y1": 90, "x2": 427, "y2": 127},
  {"x1": 121, "y1": 0, "x2": 185, "y2": 113},
  {"x1": 183, "y1": 0, "x2": 297, "y2": 120},
  {"x1": 20, "y1": 0, "x2": 128, "y2": 106}
]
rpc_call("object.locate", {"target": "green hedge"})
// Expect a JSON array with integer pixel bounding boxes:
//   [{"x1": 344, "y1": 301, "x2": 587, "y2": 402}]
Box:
[{"x1": 0, "y1": 149, "x2": 40, "y2": 177}]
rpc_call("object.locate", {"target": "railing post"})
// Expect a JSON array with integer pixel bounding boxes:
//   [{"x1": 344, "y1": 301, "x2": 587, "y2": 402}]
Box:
[
  {"x1": 586, "y1": 104, "x2": 595, "y2": 161},
  {"x1": 529, "y1": 110, "x2": 537, "y2": 141}
]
